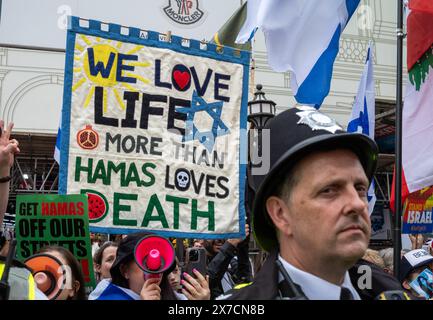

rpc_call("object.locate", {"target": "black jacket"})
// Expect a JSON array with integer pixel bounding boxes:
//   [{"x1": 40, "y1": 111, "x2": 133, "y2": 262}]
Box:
[
  {"x1": 207, "y1": 241, "x2": 238, "y2": 299},
  {"x1": 348, "y1": 259, "x2": 404, "y2": 300},
  {"x1": 224, "y1": 250, "x2": 404, "y2": 300},
  {"x1": 223, "y1": 249, "x2": 280, "y2": 300}
]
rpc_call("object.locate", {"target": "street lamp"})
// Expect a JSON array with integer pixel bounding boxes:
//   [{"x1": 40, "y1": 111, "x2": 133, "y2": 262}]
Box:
[
  {"x1": 247, "y1": 84, "x2": 276, "y2": 130},
  {"x1": 244, "y1": 85, "x2": 276, "y2": 276},
  {"x1": 247, "y1": 84, "x2": 276, "y2": 163}
]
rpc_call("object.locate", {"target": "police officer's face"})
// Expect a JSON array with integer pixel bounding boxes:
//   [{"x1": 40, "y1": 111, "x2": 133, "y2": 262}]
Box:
[{"x1": 269, "y1": 149, "x2": 370, "y2": 268}]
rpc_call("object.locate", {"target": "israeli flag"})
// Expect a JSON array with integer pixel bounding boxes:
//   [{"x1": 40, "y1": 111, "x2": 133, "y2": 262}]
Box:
[
  {"x1": 236, "y1": 0, "x2": 360, "y2": 107},
  {"x1": 347, "y1": 43, "x2": 376, "y2": 215},
  {"x1": 54, "y1": 114, "x2": 61, "y2": 165}
]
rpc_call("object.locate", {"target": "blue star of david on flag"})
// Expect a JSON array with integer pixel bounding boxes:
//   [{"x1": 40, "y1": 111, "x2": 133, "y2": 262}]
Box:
[{"x1": 177, "y1": 91, "x2": 230, "y2": 152}]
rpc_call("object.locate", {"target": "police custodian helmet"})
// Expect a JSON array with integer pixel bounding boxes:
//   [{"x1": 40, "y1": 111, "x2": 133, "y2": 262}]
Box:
[{"x1": 251, "y1": 106, "x2": 379, "y2": 252}]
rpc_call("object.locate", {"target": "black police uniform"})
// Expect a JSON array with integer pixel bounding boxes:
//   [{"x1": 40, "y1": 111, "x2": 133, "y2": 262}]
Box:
[
  {"x1": 221, "y1": 106, "x2": 383, "y2": 300},
  {"x1": 220, "y1": 249, "x2": 285, "y2": 300},
  {"x1": 221, "y1": 250, "x2": 405, "y2": 300}
]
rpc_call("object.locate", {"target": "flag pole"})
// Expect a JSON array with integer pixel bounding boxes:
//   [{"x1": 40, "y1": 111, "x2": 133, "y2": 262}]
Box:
[{"x1": 393, "y1": 0, "x2": 404, "y2": 279}]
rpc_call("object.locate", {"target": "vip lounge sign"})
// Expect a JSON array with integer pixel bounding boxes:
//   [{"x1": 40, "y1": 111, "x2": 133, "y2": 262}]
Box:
[
  {"x1": 59, "y1": 17, "x2": 250, "y2": 238},
  {"x1": 402, "y1": 186, "x2": 433, "y2": 234}
]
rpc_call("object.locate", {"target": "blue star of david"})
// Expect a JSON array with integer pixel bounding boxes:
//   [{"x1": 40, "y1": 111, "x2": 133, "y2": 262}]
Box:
[
  {"x1": 177, "y1": 91, "x2": 229, "y2": 152},
  {"x1": 347, "y1": 97, "x2": 370, "y2": 135}
]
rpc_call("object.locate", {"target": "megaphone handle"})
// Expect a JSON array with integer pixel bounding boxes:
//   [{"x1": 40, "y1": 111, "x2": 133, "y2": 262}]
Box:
[{"x1": 144, "y1": 273, "x2": 162, "y2": 281}]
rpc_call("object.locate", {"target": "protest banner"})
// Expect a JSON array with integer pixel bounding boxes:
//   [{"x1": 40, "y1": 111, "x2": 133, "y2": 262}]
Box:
[
  {"x1": 402, "y1": 186, "x2": 433, "y2": 234},
  {"x1": 59, "y1": 17, "x2": 250, "y2": 238},
  {"x1": 15, "y1": 194, "x2": 96, "y2": 289}
]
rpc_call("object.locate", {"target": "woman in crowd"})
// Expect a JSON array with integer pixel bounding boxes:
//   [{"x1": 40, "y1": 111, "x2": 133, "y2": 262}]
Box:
[
  {"x1": 93, "y1": 241, "x2": 118, "y2": 283},
  {"x1": 89, "y1": 232, "x2": 210, "y2": 300},
  {"x1": 167, "y1": 257, "x2": 182, "y2": 292},
  {"x1": 38, "y1": 245, "x2": 87, "y2": 300},
  {"x1": 167, "y1": 257, "x2": 187, "y2": 300}
]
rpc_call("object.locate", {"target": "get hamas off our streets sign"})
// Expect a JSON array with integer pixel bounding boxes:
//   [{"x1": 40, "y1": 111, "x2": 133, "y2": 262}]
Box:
[
  {"x1": 59, "y1": 17, "x2": 250, "y2": 238},
  {"x1": 15, "y1": 194, "x2": 96, "y2": 289}
]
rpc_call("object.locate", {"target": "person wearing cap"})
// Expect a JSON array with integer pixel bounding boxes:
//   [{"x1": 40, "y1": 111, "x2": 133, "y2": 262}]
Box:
[
  {"x1": 221, "y1": 106, "x2": 379, "y2": 300},
  {"x1": 400, "y1": 249, "x2": 433, "y2": 299},
  {"x1": 89, "y1": 232, "x2": 211, "y2": 300}
]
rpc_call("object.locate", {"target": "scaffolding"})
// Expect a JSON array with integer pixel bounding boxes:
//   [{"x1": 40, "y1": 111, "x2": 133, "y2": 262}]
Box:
[{"x1": 7, "y1": 156, "x2": 58, "y2": 216}]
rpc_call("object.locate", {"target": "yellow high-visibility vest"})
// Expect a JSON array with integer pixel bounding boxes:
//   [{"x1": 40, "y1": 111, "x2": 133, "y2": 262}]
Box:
[{"x1": 0, "y1": 260, "x2": 36, "y2": 300}]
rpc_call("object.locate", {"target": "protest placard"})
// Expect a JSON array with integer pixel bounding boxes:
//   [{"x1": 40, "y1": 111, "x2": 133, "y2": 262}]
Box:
[
  {"x1": 15, "y1": 194, "x2": 96, "y2": 289},
  {"x1": 410, "y1": 268, "x2": 433, "y2": 299},
  {"x1": 402, "y1": 187, "x2": 433, "y2": 234},
  {"x1": 59, "y1": 17, "x2": 250, "y2": 238}
]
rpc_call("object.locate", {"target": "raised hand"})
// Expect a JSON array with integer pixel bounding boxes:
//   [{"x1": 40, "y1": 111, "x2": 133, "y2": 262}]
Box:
[
  {"x1": 181, "y1": 269, "x2": 210, "y2": 300},
  {"x1": 0, "y1": 121, "x2": 20, "y2": 175},
  {"x1": 409, "y1": 234, "x2": 424, "y2": 250},
  {"x1": 140, "y1": 277, "x2": 161, "y2": 300},
  {"x1": 227, "y1": 223, "x2": 250, "y2": 247}
]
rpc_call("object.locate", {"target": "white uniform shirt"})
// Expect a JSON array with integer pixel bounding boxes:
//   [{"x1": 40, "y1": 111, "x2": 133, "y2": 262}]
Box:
[{"x1": 278, "y1": 255, "x2": 361, "y2": 300}]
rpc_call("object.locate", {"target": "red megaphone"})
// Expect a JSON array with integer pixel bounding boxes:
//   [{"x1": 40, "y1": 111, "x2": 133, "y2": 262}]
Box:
[
  {"x1": 24, "y1": 254, "x2": 66, "y2": 300},
  {"x1": 134, "y1": 235, "x2": 175, "y2": 275}
]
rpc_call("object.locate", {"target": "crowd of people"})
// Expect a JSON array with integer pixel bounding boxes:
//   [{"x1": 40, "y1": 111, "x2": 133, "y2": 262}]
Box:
[{"x1": 1, "y1": 106, "x2": 433, "y2": 300}]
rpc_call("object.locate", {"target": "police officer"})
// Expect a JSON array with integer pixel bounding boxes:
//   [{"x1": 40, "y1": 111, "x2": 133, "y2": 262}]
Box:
[{"x1": 223, "y1": 106, "x2": 379, "y2": 300}]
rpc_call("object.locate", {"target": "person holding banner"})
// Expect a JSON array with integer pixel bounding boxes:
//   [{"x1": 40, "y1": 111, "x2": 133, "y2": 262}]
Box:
[
  {"x1": 206, "y1": 224, "x2": 251, "y2": 299},
  {"x1": 221, "y1": 106, "x2": 379, "y2": 300},
  {"x1": 0, "y1": 121, "x2": 19, "y2": 228}
]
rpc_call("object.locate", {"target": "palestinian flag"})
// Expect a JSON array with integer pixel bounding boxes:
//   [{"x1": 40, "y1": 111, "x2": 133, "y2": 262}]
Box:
[{"x1": 390, "y1": 0, "x2": 433, "y2": 212}]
